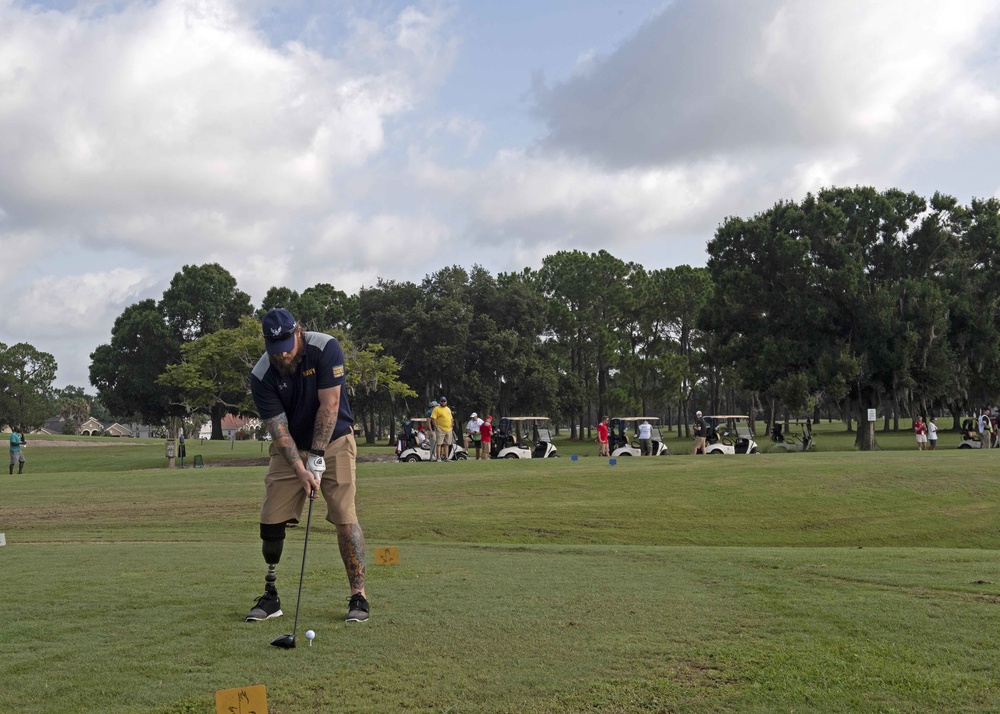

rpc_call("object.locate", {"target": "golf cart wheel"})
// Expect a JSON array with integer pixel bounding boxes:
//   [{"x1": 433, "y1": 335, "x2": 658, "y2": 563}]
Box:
[
  {"x1": 403, "y1": 454, "x2": 420, "y2": 462},
  {"x1": 456, "y1": 452, "x2": 468, "y2": 460},
  {"x1": 503, "y1": 453, "x2": 519, "y2": 459},
  {"x1": 618, "y1": 452, "x2": 632, "y2": 457},
  {"x1": 708, "y1": 450, "x2": 723, "y2": 455},
  {"x1": 958, "y1": 444, "x2": 973, "y2": 449},
  {"x1": 750, "y1": 447, "x2": 759, "y2": 454},
  {"x1": 550, "y1": 453, "x2": 559, "y2": 458}
]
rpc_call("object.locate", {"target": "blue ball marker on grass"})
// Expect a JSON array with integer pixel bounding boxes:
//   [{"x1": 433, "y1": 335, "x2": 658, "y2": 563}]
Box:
[
  {"x1": 608, "y1": 458, "x2": 617, "y2": 466},
  {"x1": 570, "y1": 454, "x2": 579, "y2": 461}
]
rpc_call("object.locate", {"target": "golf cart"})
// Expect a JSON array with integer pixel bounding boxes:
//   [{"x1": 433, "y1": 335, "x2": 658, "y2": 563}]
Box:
[
  {"x1": 704, "y1": 415, "x2": 760, "y2": 455},
  {"x1": 769, "y1": 420, "x2": 815, "y2": 453},
  {"x1": 396, "y1": 418, "x2": 469, "y2": 462},
  {"x1": 492, "y1": 417, "x2": 559, "y2": 459},
  {"x1": 609, "y1": 417, "x2": 670, "y2": 456},
  {"x1": 958, "y1": 418, "x2": 984, "y2": 449}
]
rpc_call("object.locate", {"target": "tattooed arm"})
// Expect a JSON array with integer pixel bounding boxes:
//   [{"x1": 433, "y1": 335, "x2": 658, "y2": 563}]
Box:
[
  {"x1": 263, "y1": 412, "x2": 316, "y2": 493},
  {"x1": 312, "y1": 386, "x2": 341, "y2": 450}
]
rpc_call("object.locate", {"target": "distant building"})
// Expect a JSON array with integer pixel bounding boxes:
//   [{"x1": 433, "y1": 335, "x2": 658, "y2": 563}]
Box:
[
  {"x1": 128, "y1": 423, "x2": 156, "y2": 438},
  {"x1": 42, "y1": 415, "x2": 67, "y2": 434},
  {"x1": 199, "y1": 414, "x2": 262, "y2": 439},
  {"x1": 77, "y1": 417, "x2": 105, "y2": 436},
  {"x1": 104, "y1": 423, "x2": 132, "y2": 437}
]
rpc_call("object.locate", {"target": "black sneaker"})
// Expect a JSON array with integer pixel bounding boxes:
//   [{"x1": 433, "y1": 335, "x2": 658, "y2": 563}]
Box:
[
  {"x1": 246, "y1": 588, "x2": 282, "y2": 622},
  {"x1": 346, "y1": 593, "x2": 370, "y2": 623}
]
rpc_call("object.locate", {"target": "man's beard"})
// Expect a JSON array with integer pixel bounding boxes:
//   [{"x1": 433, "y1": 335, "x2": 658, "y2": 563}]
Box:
[{"x1": 269, "y1": 344, "x2": 304, "y2": 377}]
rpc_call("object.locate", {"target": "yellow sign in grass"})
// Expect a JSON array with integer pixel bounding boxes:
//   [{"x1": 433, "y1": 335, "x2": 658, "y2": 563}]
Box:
[
  {"x1": 215, "y1": 684, "x2": 266, "y2": 714},
  {"x1": 374, "y1": 546, "x2": 399, "y2": 565}
]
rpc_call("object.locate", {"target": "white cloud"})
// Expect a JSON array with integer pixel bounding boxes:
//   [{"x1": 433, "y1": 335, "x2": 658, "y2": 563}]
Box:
[
  {"x1": 13, "y1": 267, "x2": 156, "y2": 337},
  {"x1": 0, "y1": 0, "x2": 450, "y2": 257},
  {"x1": 533, "y1": 0, "x2": 1000, "y2": 167}
]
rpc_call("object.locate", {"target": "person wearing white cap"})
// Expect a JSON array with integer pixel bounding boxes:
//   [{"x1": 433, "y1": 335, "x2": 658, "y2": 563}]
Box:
[
  {"x1": 693, "y1": 410, "x2": 707, "y2": 455},
  {"x1": 465, "y1": 412, "x2": 484, "y2": 459}
]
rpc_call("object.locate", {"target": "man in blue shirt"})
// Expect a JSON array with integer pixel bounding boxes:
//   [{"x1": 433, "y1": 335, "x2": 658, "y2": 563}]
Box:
[
  {"x1": 9, "y1": 425, "x2": 25, "y2": 474},
  {"x1": 245, "y1": 308, "x2": 369, "y2": 624}
]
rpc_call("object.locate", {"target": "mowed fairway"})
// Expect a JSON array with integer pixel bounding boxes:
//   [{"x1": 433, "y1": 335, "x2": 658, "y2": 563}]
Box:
[{"x1": 3, "y1": 440, "x2": 1000, "y2": 713}]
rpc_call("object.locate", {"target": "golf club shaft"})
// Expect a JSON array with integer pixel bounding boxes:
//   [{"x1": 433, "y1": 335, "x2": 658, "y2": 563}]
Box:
[{"x1": 289, "y1": 489, "x2": 316, "y2": 642}]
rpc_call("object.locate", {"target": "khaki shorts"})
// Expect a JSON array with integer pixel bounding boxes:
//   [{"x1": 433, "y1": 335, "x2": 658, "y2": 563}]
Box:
[
  {"x1": 436, "y1": 428, "x2": 453, "y2": 445},
  {"x1": 693, "y1": 436, "x2": 707, "y2": 450},
  {"x1": 260, "y1": 433, "x2": 358, "y2": 526},
  {"x1": 10, "y1": 451, "x2": 24, "y2": 464}
]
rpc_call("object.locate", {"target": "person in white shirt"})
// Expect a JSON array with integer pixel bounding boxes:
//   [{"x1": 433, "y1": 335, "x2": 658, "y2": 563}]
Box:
[
  {"x1": 980, "y1": 410, "x2": 992, "y2": 449},
  {"x1": 927, "y1": 417, "x2": 938, "y2": 450},
  {"x1": 637, "y1": 420, "x2": 653, "y2": 456},
  {"x1": 465, "y1": 412, "x2": 484, "y2": 459}
]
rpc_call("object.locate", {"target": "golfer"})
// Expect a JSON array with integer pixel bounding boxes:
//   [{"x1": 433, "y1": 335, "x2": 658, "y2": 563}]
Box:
[
  {"x1": 692, "y1": 411, "x2": 707, "y2": 455},
  {"x1": 596, "y1": 416, "x2": 610, "y2": 457},
  {"x1": 245, "y1": 308, "x2": 369, "y2": 624}
]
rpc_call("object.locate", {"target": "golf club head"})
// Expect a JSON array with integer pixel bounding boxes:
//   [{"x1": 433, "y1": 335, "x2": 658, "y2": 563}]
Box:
[{"x1": 270, "y1": 634, "x2": 296, "y2": 649}]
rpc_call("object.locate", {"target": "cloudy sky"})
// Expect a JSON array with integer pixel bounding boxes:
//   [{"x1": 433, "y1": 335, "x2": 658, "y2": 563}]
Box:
[{"x1": 3, "y1": 0, "x2": 1000, "y2": 389}]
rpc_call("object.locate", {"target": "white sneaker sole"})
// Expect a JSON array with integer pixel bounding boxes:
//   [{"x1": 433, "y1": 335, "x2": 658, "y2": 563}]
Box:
[{"x1": 245, "y1": 608, "x2": 283, "y2": 622}]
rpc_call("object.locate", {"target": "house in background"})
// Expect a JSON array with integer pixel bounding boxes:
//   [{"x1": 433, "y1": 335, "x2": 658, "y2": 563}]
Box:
[
  {"x1": 198, "y1": 415, "x2": 262, "y2": 440},
  {"x1": 105, "y1": 423, "x2": 132, "y2": 437},
  {"x1": 40, "y1": 415, "x2": 67, "y2": 434},
  {"x1": 77, "y1": 417, "x2": 105, "y2": 436},
  {"x1": 127, "y1": 423, "x2": 156, "y2": 438}
]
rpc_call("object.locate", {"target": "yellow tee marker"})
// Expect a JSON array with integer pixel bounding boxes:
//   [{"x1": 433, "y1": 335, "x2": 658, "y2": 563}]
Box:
[
  {"x1": 216, "y1": 684, "x2": 266, "y2": 714},
  {"x1": 374, "y1": 546, "x2": 399, "y2": 565}
]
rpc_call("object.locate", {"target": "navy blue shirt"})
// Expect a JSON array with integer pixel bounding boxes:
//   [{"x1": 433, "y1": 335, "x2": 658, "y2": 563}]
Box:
[{"x1": 250, "y1": 332, "x2": 354, "y2": 451}]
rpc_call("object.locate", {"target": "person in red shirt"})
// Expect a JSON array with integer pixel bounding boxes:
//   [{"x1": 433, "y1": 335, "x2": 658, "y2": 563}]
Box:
[
  {"x1": 479, "y1": 415, "x2": 493, "y2": 460},
  {"x1": 596, "y1": 416, "x2": 610, "y2": 457},
  {"x1": 914, "y1": 415, "x2": 927, "y2": 451}
]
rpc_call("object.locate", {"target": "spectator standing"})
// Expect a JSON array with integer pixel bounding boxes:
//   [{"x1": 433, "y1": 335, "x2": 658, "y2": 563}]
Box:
[
  {"x1": 465, "y1": 412, "x2": 484, "y2": 459},
  {"x1": 638, "y1": 419, "x2": 653, "y2": 456},
  {"x1": 425, "y1": 400, "x2": 439, "y2": 461},
  {"x1": 914, "y1": 416, "x2": 927, "y2": 451},
  {"x1": 596, "y1": 416, "x2": 610, "y2": 457},
  {"x1": 980, "y1": 409, "x2": 992, "y2": 449},
  {"x1": 431, "y1": 397, "x2": 454, "y2": 462},
  {"x1": 9, "y1": 425, "x2": 25, "y2": 474},
  {"x1": 479, "y1": 415, "x2": 493, "y2": 460},
  {"x1": 693, "y1": 411, "x2": 707, "y2": 455},
  {"x1": 927, "y1": 417, "x2": 938, "y2": 450}
]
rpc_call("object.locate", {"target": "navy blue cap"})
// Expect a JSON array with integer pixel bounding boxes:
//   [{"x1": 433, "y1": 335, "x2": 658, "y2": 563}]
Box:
[
  {"x1": 262, "y1": 308, "x2": 297, "y2": 355},
  {"x1": 440, "y1": 396, "x2": 448, "y2": 403}
]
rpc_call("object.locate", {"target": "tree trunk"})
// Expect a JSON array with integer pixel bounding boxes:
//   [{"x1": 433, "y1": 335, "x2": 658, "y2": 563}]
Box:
[
  {"x1": 854, "y1": 397, "x2": 879, "y2": 450},
  {"x1": 211, "y1": 403, "x2": 225, "y2": 440}
]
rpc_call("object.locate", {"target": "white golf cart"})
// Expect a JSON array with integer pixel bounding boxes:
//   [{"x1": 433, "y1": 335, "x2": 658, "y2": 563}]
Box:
[
  {"x1": 609, "y1": 417, "x2": 671, "y2": 456},
  {"x1": 957, "y1": 418, "x2": 986, "y2": 449},
  {"x1": 704, "y1": 415, "x2": 760, "y2": 455},
  {"x1": 769, "y1": 420, "x2": 816, "y2": 453},
  {"x1": 492, "y1": 417, "x2": 559, "y2": 459},
  {"x1": 396, "y1": 418, "x2": 469, "y2": 462}
]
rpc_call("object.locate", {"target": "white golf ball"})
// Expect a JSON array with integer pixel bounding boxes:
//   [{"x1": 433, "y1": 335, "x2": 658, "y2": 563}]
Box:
[{"x1": 305, "y1": 630, "x2": 315, "y2": 640}]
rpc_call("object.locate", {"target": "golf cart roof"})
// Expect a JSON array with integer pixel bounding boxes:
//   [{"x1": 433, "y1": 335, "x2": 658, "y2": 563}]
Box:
[
  {"x1": 613, "y1": 416, "x2": 659, "y2": 421},
  {"x1": 704, "y1": 415, "x2": 751, "y2": 420},
  {"x1": 409, "y1": 418, "x2": 429, "y2": 423},
  {"x1": 503, "y1": 416, "x2": 550, "y2": 421}
]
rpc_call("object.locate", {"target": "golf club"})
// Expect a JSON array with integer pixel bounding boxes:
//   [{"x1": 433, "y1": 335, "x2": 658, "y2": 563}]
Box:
[{"x1": 271, "y1": 488, "x2": 316, "y2": 649}]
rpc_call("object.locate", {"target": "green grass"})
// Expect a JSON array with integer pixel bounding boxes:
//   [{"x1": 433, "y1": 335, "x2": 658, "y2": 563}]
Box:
[{"x1": 3, "y1": 441, "x2": 1000, "y2": 712}]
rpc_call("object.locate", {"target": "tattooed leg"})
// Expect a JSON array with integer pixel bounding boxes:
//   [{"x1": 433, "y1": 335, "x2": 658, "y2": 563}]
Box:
[{"x1": 336, "y1": 522, "x2": 367, "y2": 596}]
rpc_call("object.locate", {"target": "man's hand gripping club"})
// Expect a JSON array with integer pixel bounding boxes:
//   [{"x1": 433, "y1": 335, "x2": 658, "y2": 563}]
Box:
[{"x1": 303, "y1": 450, "x2": 325, "y2": 497}]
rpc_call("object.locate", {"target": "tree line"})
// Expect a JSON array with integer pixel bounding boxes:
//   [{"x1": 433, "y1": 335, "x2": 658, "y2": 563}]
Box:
[{"x1": 8, "y1": 185, "x2": 998, "y2": 450}]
